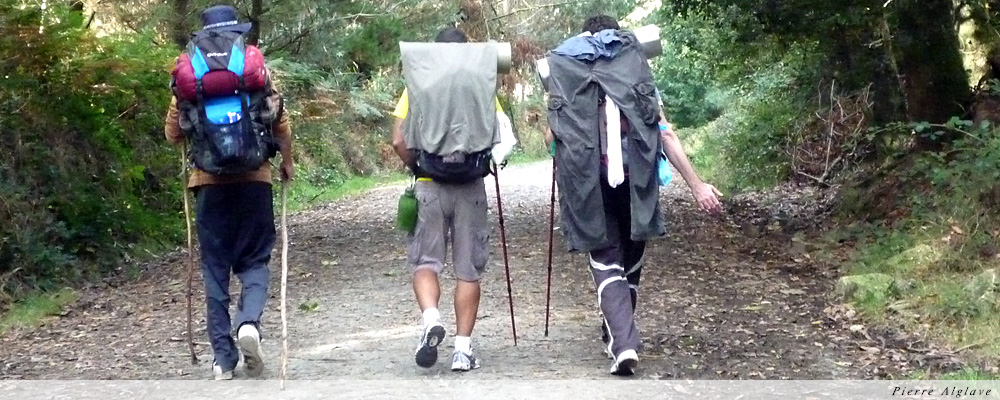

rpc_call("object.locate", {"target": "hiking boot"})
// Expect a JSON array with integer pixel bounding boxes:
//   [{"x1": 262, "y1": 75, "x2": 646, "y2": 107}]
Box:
[
  {"x1": 213, "y1": 362, "x2": 234, "y2": 381},
  {"x1": 451, "y1": 349, "x2": 481, "y2": 372},
  {"x1": 609, "y1": 349, "x2": 638, "y2": 376},
  {"x1": 237, "y1": 324, "x2": 265, "y2": 377},
  {"x1": 414, "y1": 321, "x2": 446, "y2": 368}
]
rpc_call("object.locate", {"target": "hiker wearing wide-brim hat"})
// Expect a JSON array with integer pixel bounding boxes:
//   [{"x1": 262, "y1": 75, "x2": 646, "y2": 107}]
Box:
[
  {"x1": 196, "y1": 5, "x2": 253, "y2": 35},
  {"x1": 165, "y1": 3, "x2": 295, "y2": 381}
]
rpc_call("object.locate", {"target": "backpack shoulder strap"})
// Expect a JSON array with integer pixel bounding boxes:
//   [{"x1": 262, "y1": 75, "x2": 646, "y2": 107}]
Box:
[
  {"x1": 187, "y1": 31, "x2": 247, "y2": 78},
  {"x1": 185, "y1": 40, "x2": 210, "y2": 79},
  {"x1": 227, "y1": 35, "x2": 247, "y2": 77}
]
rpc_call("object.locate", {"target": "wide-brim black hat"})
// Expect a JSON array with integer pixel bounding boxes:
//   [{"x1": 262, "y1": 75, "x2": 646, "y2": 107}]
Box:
[{"x1": 197, "y1": 5, "x2": 252, "y2": 34}]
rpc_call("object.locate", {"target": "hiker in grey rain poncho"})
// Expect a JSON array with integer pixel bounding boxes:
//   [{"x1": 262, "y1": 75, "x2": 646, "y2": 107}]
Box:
[
  {"x1": 390, "y1": 27, "x2": 516, "y2": 373},
  {"x1": 543, "y1": 15, "x2": 723, "y2": 376}
]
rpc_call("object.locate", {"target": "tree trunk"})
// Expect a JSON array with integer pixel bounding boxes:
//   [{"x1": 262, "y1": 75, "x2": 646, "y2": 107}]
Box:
[
  {"x1": 458, "y1": 0, "x2": 488, "y2": 41},
  {"x1": 247, "y1": 0, "x2": 264, "y2": 46},
  {"x1": 892, "y1": 0, "x2": 970, "y2": 146},
  {"x1": 171, "y1": 0, "x2": 191, "y2": 49}
]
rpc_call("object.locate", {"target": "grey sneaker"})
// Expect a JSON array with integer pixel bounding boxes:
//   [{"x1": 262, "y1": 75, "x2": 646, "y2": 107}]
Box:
[
  {"x1": 237, "y1": 324, "x2": 265, "y2": 377},
  {"x1": 414, "y1": 321, "x2": 446, "y2": 368},
  {"x1": 213, "y1": 362, "x2": 233, "y2": 381},
  {"x1": 451, "y1": 349, "x2": 481, "y2": 372},
  {"x1": 610, "y1": 349, "x2": 638, "y2": 376}
]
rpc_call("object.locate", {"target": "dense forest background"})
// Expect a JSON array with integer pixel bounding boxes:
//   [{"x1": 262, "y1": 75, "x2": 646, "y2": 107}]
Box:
[{"x1": 7, "y1": 0, "x2": 1000, "y2": 370}]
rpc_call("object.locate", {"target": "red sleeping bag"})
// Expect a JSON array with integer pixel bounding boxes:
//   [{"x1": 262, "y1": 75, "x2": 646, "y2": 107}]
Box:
[{"x1": 172, "y1": 45, "x2": 267, "y2": 101}]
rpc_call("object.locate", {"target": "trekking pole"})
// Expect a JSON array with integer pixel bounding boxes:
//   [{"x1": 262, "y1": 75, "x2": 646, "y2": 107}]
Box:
[
  {"x1": 279, "y1": 179, "x2": 290, "y2": 388},
  {"x1": 492, "y1": 162, "x2": 517, "y2": 346},
  {"x1": 180, "y1": 144, "x2": 198, "y2": 365},
  {"x1": 545, "y1": 157, "x2": 556, "y2": 337}
]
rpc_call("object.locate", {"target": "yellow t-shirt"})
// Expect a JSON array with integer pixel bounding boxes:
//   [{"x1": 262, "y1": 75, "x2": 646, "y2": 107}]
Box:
[{"x1": 391, "y1": 88, "x2": 503, "y2": 119}]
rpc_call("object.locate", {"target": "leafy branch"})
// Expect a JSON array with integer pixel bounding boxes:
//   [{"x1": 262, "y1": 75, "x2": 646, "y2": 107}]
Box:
[
  {"x1": 489, "y1": 1, "x2": 576, "y2": 21},
  {"x1": 911, "y1": 117, "x2": 990, "y2": 143}
]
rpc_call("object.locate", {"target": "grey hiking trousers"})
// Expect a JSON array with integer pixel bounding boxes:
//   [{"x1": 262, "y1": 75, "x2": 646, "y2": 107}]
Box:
[{"x1": 407, "y1": 178, "x2": 490, "y2": 282}]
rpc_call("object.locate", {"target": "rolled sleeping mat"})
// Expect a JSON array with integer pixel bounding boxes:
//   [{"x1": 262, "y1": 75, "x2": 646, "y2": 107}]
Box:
[
  {"x1": 399, "y1": 42, "x2": 512, "y2": 74},
  {"x1": 493, "y1": 41, "x2": 513, "y2": 74},
  {"x1": 632, "y1": 24, "x2": 663, "y2": 59}
]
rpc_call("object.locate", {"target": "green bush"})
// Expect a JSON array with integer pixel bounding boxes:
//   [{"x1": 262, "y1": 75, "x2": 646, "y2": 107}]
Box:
[
  {"x1": 681, "y1": 60, "x2": 811, "y2": 193},
  {"x1": 505, "y1": 89, "x2": 550, "y2": 161},
  {"x1": 270, "y1": 58, "x2": 405, "y2": 208},
  {"x1": 0, "y1": 4, "x2": 181, "y2": 298},
  {"x1": 340, "y1": 17, "x2": 409, "y2": 79},
  {"x1": 831, "y1": 120, "x2": 1000, "y2": 358},
  {"x1": 650, "y1": 14, "x2": 725, "y2": 128}
]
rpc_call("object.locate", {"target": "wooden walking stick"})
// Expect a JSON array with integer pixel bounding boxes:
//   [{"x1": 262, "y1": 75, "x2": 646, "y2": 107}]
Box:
[
  {"x1": 492, "y1": 163, "x2": 517, "y2": 346},
  {"x1": 545, "y1": 157, "x2": 556, "y2": 337},
  {"x1": 279, "y1": 179, "x2": 290, "y2": 388},
  {"x1": 181, "y1": 144, "x2": 198, "y2": 365}
]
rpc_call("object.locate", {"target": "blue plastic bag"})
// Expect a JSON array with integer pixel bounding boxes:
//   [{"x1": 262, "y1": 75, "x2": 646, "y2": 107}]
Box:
[
  {"x1": 657, "y1": 151, "x2": 672, "y2": 186},
  {"x1": 656, "y1": 123, "x2": 673, "y2": 186}
]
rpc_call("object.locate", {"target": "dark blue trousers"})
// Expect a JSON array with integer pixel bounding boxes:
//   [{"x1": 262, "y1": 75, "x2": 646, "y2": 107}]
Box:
[
  {"x1": 589, "y1": 179, "x2": 647, "y2": 357},
  {"x1": 195, "y1": 182, "x2": 274, "y2": 370}
]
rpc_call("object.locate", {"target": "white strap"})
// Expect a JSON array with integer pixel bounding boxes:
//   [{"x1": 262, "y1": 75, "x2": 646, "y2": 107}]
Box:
[{"x1": 605, "y1": 95, "x2": 625, "y2": 188}]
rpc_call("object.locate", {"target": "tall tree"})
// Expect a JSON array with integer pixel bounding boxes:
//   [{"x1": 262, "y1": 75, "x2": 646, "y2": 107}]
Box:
[
  {"x1": 247, "y1": 0, "x2": 264, "y2": 46},
  {"x1": 667, "y1": 0, "x2": 971, "y2": 129},
  {"x1": 891, "y1": 0, "x2": 970, "y2": 127},
  {"x1": 171, "y1": 0, "x2": 190, "y2": 49}
]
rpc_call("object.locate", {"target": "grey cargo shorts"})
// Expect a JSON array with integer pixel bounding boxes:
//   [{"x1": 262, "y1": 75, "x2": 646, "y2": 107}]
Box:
[{"x1": 407, "y1": 178, "x2": 489, "y2": 282}]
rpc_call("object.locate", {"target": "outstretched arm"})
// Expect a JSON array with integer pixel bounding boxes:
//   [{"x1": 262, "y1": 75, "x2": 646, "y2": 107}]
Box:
[{"x1": 658, "y1": 111, "x2": 723, "y2": 214}]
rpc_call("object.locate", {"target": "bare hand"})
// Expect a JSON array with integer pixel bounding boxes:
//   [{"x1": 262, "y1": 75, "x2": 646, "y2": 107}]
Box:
[
  {"x1": 280, "y1": 161, "x2": 295, "y2": 182},
  {"x1": 691, "y1": 182, "x2": 723, "y2": 214}
]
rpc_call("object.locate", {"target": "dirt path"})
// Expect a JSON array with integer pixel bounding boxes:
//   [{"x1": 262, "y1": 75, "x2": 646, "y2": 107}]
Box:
[{"x1": 0, "y1": 161, "x2": 913, "y2": 380}]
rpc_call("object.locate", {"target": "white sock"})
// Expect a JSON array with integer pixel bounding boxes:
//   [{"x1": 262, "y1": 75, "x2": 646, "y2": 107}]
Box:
[
  {"x1": 422, "y1": 308, "x2": 440, "y2": 326},
  {"x1": 454, "y1": 336, "x2": 472, "y2": 353}
]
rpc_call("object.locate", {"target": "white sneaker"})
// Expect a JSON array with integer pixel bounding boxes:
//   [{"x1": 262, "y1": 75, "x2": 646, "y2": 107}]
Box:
[
  {"x1": 414, "y1": 321, "x2": 446, "y2": 368},
  {"x1": 213, "y1": 363, "x2": 233, "y2": 380},
  {"x1": 237, "y1": 324, "x2": 265, "y2": 377},
  {"x1": 610, "y1": 349, "x2": 638, "y2": 376},
  {"x1": 451, "y1": 349, "x2": 481, "y2": 372}
]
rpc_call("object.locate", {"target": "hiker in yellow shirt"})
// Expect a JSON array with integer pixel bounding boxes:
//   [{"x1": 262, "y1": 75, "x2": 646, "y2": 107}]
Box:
[{"x1": 389, "y1": 27, "x2": 515, "y2": 373}]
